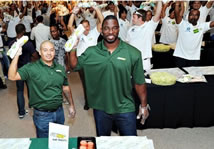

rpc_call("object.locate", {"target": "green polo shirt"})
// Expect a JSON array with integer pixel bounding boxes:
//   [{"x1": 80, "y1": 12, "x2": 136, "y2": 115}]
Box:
[
  {"x1": 18, "y1": 59, "x2": 68, "y2": 110},
  {"x1": 75, "y1": 40, "x2": 145, "y2": 114}
]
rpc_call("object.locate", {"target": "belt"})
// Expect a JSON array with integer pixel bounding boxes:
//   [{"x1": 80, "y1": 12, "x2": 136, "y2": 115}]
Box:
[{"x1": 34, "y1": 106, "x2": 61, "y2": 112}]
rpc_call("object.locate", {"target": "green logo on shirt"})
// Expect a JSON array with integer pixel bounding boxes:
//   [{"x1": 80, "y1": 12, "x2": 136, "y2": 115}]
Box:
[{"x1": 193, "y1": 28, "x2": 199, "y2": 34}]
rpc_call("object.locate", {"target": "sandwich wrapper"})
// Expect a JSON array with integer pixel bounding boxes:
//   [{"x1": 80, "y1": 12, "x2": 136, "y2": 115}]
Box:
[
  {"x1": 7, "y1": 36, "x2": 29, "y2": 59},
  {"x1": 64, "y1": 24, "x2": 85, "y2": 52}
]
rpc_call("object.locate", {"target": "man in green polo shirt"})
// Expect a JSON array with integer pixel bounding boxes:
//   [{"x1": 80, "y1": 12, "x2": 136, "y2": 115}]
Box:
[
  {"x1": 70, "y1": 15, "x2": 149, "y2": 136},
  {"x1": 8, "y1": 40, "x2": 76, "y2": 138}
]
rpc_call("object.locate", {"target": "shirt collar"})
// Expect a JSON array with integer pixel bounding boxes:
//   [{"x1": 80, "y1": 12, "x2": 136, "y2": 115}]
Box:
[{"x1": 39, "y1": 58, "x2": 56, "y2": 68}]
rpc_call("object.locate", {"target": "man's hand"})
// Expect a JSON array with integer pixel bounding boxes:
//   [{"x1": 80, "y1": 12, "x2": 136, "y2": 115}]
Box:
[
  {"x1": 137, "y1": 105, "x2": 150, "y2": 125},
  {"x1": 16, "y1": 47, "x2": 23, "y2": 56},
  {"x1": 68, "y1": 105, "x2": 76, "y2": 118},
  {"x1": 72, "y1": 6, "x2": 80, "y2": 15}
]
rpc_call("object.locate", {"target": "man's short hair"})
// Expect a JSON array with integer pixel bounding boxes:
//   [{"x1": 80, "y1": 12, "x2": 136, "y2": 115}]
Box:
[
  {"x1": 15, "y1": 23, "x2": 26, "y2": 34},
  {"x1": 80, "y1": 19, "x2": 90, "y2": 25},
  {"x1": 36, "y1": 15, "x2": 43, "y2": 23},
  {"x1": 50, "y1": 24, "x2": 59, "y2": 31},
  {"x1": 40, "y1": 40, "x2": 54, "y2": 51},
  {"x1": 189, "y1": 9, "x2": 200, "y2": 17},
  {"x1": 102, "y1": 15, "x2": 118, "y2": 28},
  {"x1": 135, "y1": 9, "x2": 147, "y2": 21}
]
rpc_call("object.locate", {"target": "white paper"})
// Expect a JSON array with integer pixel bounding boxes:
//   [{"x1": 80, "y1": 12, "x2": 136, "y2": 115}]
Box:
[
  {"x1": 96, "y1": 136, "x2": 154, "y2": 149},
  {"x1": 0, "y1": 138, "x2": 31, "y2": 149},
  {"x1": 49, "y1": 122, "x2": 69, "y2": 149}
]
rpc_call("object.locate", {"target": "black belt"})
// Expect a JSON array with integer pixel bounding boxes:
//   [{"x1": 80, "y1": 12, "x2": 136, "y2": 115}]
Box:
[{"x1": 34, "y1": 106, "x2": 61, "y2": 112}]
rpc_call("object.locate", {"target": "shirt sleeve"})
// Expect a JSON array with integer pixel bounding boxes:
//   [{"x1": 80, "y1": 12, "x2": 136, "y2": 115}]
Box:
[
  {"x1": 202, "y1": 22, "x2": 211, "y2": 33},
  {"x1": 132, "y1": 52, "x2": 145, "y2": 85},
  {"x1": 30, "y1": 28, "x2": 35, "y2": 40},
  {"x1": 74, "y1": 47, "x2": 92, "y2": 71},
  {"x1": 18, "y1": 64, "x2": 31, "y2": 80},
  {"x1": 63, "y1": 73, "x2": 69, "y2": 86}
]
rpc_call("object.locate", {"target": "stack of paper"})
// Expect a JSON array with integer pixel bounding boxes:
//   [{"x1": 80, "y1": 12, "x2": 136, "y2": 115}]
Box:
[
  {"x1": 0, "y1": 138, "x2": 31, "y2": 149},
  {"x1": 96, "y1": 136, "x2": 154, "y2": 149}
]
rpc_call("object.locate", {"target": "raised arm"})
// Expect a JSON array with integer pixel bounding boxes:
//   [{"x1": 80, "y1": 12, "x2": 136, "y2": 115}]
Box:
[
  {"x1": 206, "y1": 1, "x2": 214, "y2": 9},
  {"x1": 175, "y1": 1, "x2": 183, "y2": 24},
  {"x1": 67, "y1": 6, "x2": 80, "y2": 32},
  {"x1": 161, "y1": 2, "x2": 170, "y2": 18},
  {"x1": 93, "y1": 6, "x2": 104, "y2": 33},
  {"x1": 19, "y1": 5, "x2": 27, "y2": 19},
  {"x1": 153, "y1": 1, "x2": 162, "y2": 22}
]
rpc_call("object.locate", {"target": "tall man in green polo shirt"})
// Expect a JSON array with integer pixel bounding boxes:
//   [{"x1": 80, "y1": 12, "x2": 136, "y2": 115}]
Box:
[
  {"x1": 8, "y1": 40, "x2": 76, "y2": 138},
  {"x1": 70, "y1": 15, "x2": 149, "y2": 136}
]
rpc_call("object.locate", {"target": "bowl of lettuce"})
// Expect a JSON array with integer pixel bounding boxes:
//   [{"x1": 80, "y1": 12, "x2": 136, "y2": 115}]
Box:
[{"x1": 150, "y1": 71, "x2": 177, "y2": 86}]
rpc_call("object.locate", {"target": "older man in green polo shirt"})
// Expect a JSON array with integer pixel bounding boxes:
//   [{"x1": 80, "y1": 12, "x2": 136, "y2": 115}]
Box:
[
  {"x1": 8, "y1": 40, "x2": 76, "y2": 138},
  {"x1": 70, "y1": 15, "x2": 149, "y2": 136}
]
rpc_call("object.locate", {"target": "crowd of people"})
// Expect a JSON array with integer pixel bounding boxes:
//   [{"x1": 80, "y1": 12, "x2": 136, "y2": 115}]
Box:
[{"x1": 0, "y1": 0, "x2": 214, "y2": 138}]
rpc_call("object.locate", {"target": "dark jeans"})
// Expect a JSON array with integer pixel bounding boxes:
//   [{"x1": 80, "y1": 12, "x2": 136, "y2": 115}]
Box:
[
  {"x1": 175, "y1": 57, "x2": 200, "y2": 67},
  {"x1": 33, "y1": 106, "x2": 65, "y2": 138},
  {"x1": 16, "y1": 80, "x2": 28, "y2": 115},
  {"x1": 0, "y1": 49, "x2": 10, "y2": 77},
  {"x1": 78, "y1": 70, "x2": 88, "y2": 105},
  {"x1": 93, "y1": 109, "x2": 137, "y2": 136}
]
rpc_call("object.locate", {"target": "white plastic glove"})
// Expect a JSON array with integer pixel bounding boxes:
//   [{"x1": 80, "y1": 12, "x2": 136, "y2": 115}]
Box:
[
  {"x1": 137, "y1": 104, "x2": 150, "y2": 125},
  {"x1": 68, "y1": 105, "x2": 76, "y2": 118}
]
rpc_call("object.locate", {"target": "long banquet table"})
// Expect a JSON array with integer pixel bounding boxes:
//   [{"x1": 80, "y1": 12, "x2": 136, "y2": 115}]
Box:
[{"x1": 135, "y1": 66, "x2": 214, "y2": 129}]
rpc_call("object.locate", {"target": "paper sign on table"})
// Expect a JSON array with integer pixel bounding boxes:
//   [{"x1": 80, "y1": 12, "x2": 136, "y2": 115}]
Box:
[{"x1": 48, "y1": 122, "x2": 69, "y2": 149}]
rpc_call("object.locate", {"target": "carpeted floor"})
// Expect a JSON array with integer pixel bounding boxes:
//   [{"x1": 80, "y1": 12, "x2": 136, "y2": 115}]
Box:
[{"x1": 0, "y1": 72, "x2": 214, "y2": 149}]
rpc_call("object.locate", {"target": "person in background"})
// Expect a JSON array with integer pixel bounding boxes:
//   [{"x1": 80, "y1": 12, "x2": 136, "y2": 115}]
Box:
[
  {"x1": 70, "y1": 15, "x2": 148, "y2": 136},
  {"x1": 173, "y1": 1, "x2": 214, "y2": 67},
  {"x1": 118, "y1": 5, "x2": 130, "y2": 41},
  {"x1": 126, "y1": 1, "x2": 162, "y2": 73},
  {"x1": 6, "y1": 3, "x2": 26, "y2": 45},
  {"x1": 159, "y1": 2, "x2": 178, "y2": 44},
  {"x1": 50, "y1": 24, "x2": 70, "y2": 104},
  {"x1": 184, "y1": 1, "x2": 213, "y2": 23},
  {"x1": 8, "y1": 40, "x2": 76, "y2": 137},
  {"x1": 30, "y1": 15, "x2": 51, "y2": 52}
]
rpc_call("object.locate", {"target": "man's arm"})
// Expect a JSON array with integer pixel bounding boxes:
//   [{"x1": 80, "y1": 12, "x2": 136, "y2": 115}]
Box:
[
  {"x1": 175, "y1": 1, "x2": 183, "y2": 24},
  {"x1": 30, "y1": 28, "x2": 35, "y2": 40},
  {"x1": 135, "y1": 84, "x2": 147, "y2": 107},
  {"x1": 135, "y1": 83, "x2": 149, "y2": 124},
  {"x1": 152, "y1": 1, "x2": 162, "y2": 22},
  {"x1": 19, "y1": 5, "x2": 27, "y2": 20},
  {"x1": 93, "y1": 6, "x2": 104, "y2": 33},
  {"x1": 63, "y1": 86, "x2": 76, "y2": 118},
  {"x1": 67, "y1": 6, "x2": 79, "y2": 32},
  {"x1": 210, "y1": 21, "x2": 214, "y2": 28},
  {"x1": 69, "y1": 50, "x2": 78, "y2": 69},
  {"x1": 206, "y1": 1, "x2": 214, "y2": 9},
  {"x1": 8, "y1": 48, "x2": 22, "y2": 81},
  {"x1": 161, "y1": 2, "x2": 169, "y2": 19}
]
